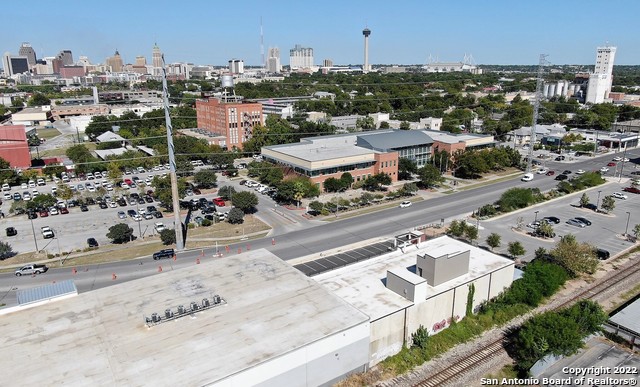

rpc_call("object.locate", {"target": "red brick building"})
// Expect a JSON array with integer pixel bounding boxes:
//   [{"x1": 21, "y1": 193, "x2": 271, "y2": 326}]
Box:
[
  {"x1": 195, "y1": 98, "x2": 263, "y2": 150},
  {"x1": 0, "y1": 125, "x2": 31, "y2": 168}
]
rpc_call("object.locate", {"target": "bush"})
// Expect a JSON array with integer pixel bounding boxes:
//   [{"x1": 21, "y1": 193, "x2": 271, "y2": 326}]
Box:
[
  {"x1": 201, "y1": 219, "x2": 212, "y2": 227},
  {"x1": 106, "y1": 223, "x2": 134, "y2": 244},
  {"x1": 227, "y1": 208, "x2": 245, "y2": 224},
  {"x1": 160, "y1": 229, "x2": 176, "y2": 245},
  {"x1": 411, "y1": 325, "x2": 429, "y2": 350},
  {"x1": 497, "y1": 188, "x2": 542, "y2": 212}
]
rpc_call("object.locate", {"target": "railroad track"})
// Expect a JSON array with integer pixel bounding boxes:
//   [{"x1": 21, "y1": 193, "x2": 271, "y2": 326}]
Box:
[{"x1": 411, "y1": 258, "x2": 640, "y2": 387}]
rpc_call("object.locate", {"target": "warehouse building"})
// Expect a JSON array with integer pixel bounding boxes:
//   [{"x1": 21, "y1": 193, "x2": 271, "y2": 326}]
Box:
[
  {"x1": 0, "y1": 251, "x2": 370, "y2": 386},
  {"x1": 314, "y1": 235, "x2": 514, "y2": 366}
]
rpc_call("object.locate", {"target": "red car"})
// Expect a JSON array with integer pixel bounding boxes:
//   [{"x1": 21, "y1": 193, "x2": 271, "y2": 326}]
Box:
[
  {"x1": 623, "y1": 187, "x2": 640, "y2": 194},
  {"x1": 39, "y1": 210, "x2": 49, "y2": 217},
  {"x1": 213, "y1": 197, "x2": 225, "y2": 206},
  {"x1": 59, "y1": 207, "x2": 69, "y2": 214},
  {"x1": 607, "y1": 162, "x2": 616, "y2": 167},
  {"x1": 546, "y1": 170, "x2": 555, "y2": 176}
]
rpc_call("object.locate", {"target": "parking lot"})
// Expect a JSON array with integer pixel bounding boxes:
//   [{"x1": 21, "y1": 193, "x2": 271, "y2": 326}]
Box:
[{"x1": 477, "y1": 178, "x2": 639, "y2": 262}]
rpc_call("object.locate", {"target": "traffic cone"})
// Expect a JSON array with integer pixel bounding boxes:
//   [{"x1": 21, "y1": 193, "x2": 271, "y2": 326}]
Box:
[
  {"x1": 112, "y1": 273, "x2": 117, "y2": 280},
  {"x1": 200, "y1": 249, "x2": 204, "y2": 257},
  {"x1": 158, "y1": 266, "x2": 163, "y2": 272},
  {"x1": 238, "y1": 247, "x2": 242, "y2": 254},
  {"x1": 196, "y1": 258, "x2": 200, "y2": 264},
  {"x1": 72, "y1": 268, "x2": 77, "y2": 275},
  {"x1": 246, "y1": 243, "x2": 251, "y2": 251},
  {"x1": 225, "y1": 245, "x2": 230, "y2": 253},
  {"x1": 173, "y1": 254, "x2": 177, "y2": 261},
  {"x1": 272, "y1": 238, "x2": 275, "y2": 245}
]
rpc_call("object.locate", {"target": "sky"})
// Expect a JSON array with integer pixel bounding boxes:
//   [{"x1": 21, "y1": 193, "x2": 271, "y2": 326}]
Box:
[{"x1": 4, "y1": 0, "x2": 640, "y2": 67}]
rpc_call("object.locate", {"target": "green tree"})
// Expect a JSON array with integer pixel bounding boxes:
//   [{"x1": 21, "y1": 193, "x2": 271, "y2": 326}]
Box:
[
  {"x1": 106, "y1": 223, "x2": 134, "y2": 244},
  {"x1": 308, "y1": 200, "x2": 324, "y2": 213},
  {"x1": 152, "y1": 176, "x2": 187, "y2": 209},
  {"x1": 0, "y1": 241, "x2": 14, "y2": 260},
  {"x1": 447, "y1": 220, "x2": 467, "y2": 238},
  {"x1": 464, "y1": 225, "x2": 479, "y2": 244},
  {"x1": 486, "y1": 233, "x2": 501, "y2": 251},
  {"x1": 227, "y1": 207, "x2": 245, "y2": 224},
  {"x1": 550, "y1": 234, "x2": 598, "y2": 276},
  {"x1": 0, "y1": 157, "x2": 19, "y2": 185},
  {"x1": 25, "y1": 194, "x2": 57, "y2": 210},
  {"x1": 218, "y1": 185, "x2": 237, "y2": 200},
  {"x1": 56, "y1": 184, "x2": 74, "y2": 200},
  {"x1": 507, "y1": 241, "x2": 526, "y2": 259},
  {"x1": 231, "y1": 191, "x2": 259, "y2": 213},
  {"x1": 398, "y1": 158, "x2": 418, "y2": 180},
  {"x1": 634, "y1": 224, "x2": 640, "y2": 239},
  {"x1": 159, "y1": 229, "x2": 176, "y2": 245},
  {"x1": 536, "y1": 222, "x2": 555, "y2": 238},
  {"x1": 27, "y1": 92, "x2": 51, "y2": 106},
  {"x1": 193, "y1": 169, "x2": 218, "y2": 189},
  {"x1": 356, "y1": 116, "x2": 375, "y2": 130},
  {"x1": 600, "y1": 195, "x2": 615, "y2": 213},
  {"x1": 417, "y1": 164, "x2": 443, "y2": 188},
  {"x1": 340, "y1": 172, "x2": 354, "y2": 188},
  {"x1": 579, "y1": 193, "x2": 590, "y2": 208},
  {"x1": 85, "y1": 116, "x2": 114, "y2": 140},
  {"x1": 399, "y1": 121, "x2": 411, "y2": 130},
  {"x1": 42, "y1": 165, "x2": 66, "y2": 179},
  {"x1": 379, "y1": 121, "x2": 390, "y2": 129},
  {"x1": 323, "y1": 177, "x2": 344, "y2": 192}
]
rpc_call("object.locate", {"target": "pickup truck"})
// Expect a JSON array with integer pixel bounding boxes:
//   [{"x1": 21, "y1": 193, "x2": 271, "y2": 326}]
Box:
[
  {"x1": 15, "y1": 264, "x2": 49, "y2": 276},
  {"x1": 41, "y1": 226, "x2": 55, "y2": 239}
]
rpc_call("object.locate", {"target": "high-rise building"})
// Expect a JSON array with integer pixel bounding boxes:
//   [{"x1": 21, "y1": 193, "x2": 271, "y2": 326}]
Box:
[
  {"x1": 196, "y1": 98, "x2": 263, "y2": 149},
  {"x1": 57, "y1": 50, "x2": 73, "y2": 66},
  {"x1": 289, "y1": 44, "x2": 314, "y2": 69},
  {"x1": 586, "y1": 45, "x2": 617, "y2": 104},
  {"x1": 2, "y1": 52, "x2": 29, "y2": 76},
  {"x1": 266, "y1": 47, "x2": 281, "y2": 73},
  {"x1": 152, "y1": 43, "x2": 163, "y2": 69},
  {"x1": 362, "y1": 28, "x2": 371, "y2": 73},
  {"x1": 228, "y1": 59, "x2": 244, "y2": 74},
  {"x1": 323, "y1": 59, "x2": 334, "y2": 68},
  {"x1": 106, "y1": 50, "x2": 124, "y2": 72},
  {"x1": 18, "y1": 43, "x2": 37, "y2": 66},
  {"x1": 135, "y1": 56, "x2": 147, "y2": 66}
]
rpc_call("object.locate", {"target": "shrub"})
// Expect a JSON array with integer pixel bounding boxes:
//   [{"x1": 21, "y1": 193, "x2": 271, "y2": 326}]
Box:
[{"x1": 160, "y1": 229, "x2": 176, "y2": 245}]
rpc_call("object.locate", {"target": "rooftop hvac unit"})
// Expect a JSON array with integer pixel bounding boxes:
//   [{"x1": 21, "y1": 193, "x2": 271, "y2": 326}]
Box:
[
  {"x1": 213, "y1": 295, "x2": 221, "y2": 304},
  {"x1": 202, "y1": 298, "x2": 210, "y2": 307},
  {"x1": 177, "y1": 305, "x2": 186, "y2": 314},
  {"x1": 190, "y1": 301, "x2": 199, "y2": 311},
  {"x1": 165, "y1": 309, "x2": 174, "y2": 319},
  {"x1": 151, "y1": 313, "x2": 161, "y2": 323}
]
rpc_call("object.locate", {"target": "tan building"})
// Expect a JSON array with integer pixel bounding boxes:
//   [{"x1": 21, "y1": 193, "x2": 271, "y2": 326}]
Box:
[
  {"x1": 195, "y1": 98, "x2": 264, "y2": 150},
  {"x1": 106, "y1": 50, "x2": 124, "y2": 72},
  {"x1": 51, "y1": 104, "x2": 110, "y2": 120}
]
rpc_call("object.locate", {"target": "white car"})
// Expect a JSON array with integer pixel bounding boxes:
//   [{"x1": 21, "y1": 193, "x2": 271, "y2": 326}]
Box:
[
  {"x1": 132, "y1": 214, "x2": 142, "y2": 221},
  {"x1": 108, "y1": 201, "x2": 117, "y2": 208},
  {"x1": 521, "y1": 173, "x2": 534, "y2": 182},
  {"x1": 575, "y1": 169, "x2": 585, "y2": 174},
  {"x1": 399, "y1": 201, "x2": 412, "y2": 208},
  {"x1": 536, "y1": 168, "x2": 548, "y2": 175},
  {"x1": 154, "y1": 222, "x2": 166, "y2": 233},
  {"x1": 613, "y1": 156, "x2": 622, "y2": 161},
  {"x1": 3, "y1": 192, "x2": 11, "y2": 200},
  {"x1": 49, "y1": 207, "x2": 59, "y2": 215},
  {"x1": 612, "y1": 192, "x2": 628, "y2": 200},
  {"x1": 600, "y1": 167, "x2": 609, "y2": 172}
]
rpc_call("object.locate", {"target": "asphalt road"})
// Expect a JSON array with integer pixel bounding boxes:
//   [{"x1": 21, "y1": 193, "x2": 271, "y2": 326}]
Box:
[{"x1": 1, "y1": 149, "x2": 639, "y2": 307}]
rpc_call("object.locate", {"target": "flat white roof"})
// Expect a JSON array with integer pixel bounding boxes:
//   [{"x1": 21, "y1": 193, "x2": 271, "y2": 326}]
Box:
[
  {"x1": 266, "y1": 134, "x2": 375, "y2": 162},
  {"x1": 0, "y1": 250, "x2": 368, "y2": 386},
  {"x1": 315, "y1": 236, "x2": 514, "y2": 321}
]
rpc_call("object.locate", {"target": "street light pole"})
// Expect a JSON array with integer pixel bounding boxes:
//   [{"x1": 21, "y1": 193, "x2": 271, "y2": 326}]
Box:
[
  {"x1": 596, "y1": 190, "x2": 602, "y2": 212},
  {"x1": 625, "y1": 211, "x2": 631, "y2": 238},
  {"x1": 534, "y1": 211, "x2": 539, "y2": 223},
  {"x1": 29, "y1": 216, "x2": 39, "y2": 252}
]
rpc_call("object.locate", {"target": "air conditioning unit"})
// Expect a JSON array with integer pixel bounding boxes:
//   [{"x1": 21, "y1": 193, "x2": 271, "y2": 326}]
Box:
[
  {"x1": 213, "y1": 295, "x2": 221, "y2": 304},
  {"x1": 202, "y1": 298, "x2": 210, "y2": 307},
  {"x1": 151, "y1": 313, "x2": 161, "y2": 323},
  {"x1": 177, "y1": 305, "x2": 185, "y2": 314},
  {"x1": 190, "y1": 302, "x2": 198, "y2": 312},
  {"x1": 165, "y1": 309, "x2": 174, "y2": 319}
]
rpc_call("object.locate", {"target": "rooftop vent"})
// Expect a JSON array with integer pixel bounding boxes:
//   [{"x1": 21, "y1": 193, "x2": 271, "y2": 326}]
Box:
[{"x1": 144, "y1": 294, "x2": 227, "y2": 328}]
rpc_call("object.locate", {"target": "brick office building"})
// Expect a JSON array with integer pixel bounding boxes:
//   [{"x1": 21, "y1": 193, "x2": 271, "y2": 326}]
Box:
[
  {"x1": 195, "y1": 98, "x2": 263, "y2": 150},
  {"x1": 0, "y1": 125, "x2": 31, "y2": 168}
]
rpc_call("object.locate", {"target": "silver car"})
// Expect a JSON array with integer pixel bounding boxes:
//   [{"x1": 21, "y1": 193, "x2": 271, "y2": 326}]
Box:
[{"x1": 566, "y1": 218, "x2": 586, "y2": 228}]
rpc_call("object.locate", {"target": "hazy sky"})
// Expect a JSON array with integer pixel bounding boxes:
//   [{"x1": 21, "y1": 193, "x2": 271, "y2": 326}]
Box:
[{"x1": 4, "y1": 0, "x2": 639, "y2": 67}]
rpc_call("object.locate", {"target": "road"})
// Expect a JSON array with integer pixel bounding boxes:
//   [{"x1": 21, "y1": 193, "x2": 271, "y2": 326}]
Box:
[{"x1": 1, "y1": 149, "x2": 639, "y2": 307}]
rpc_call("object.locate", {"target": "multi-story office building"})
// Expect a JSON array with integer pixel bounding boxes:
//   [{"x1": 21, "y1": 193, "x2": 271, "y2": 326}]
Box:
[
  {"x1": 57, "y1": 50, "x2": 73, "y2": 66},
  {"x1": 18, "y1": 43, "x2": 37, "y2": 66},
  {"x1": 106, "y1": 50, "x2": 124, "y2": 72},
  {"x1": 2, "y1": 53, "x2": 29, "y2": 76},
  {"x1": 152, "y1": 44, "x2": 163, "y2": 68},
  {"x1": 196, "y1": 98, "x2": 263, "y2": 150},
  {"x1": 266, "y1": 47, "x2": 281, "y2": 73},
  {"x1": 289, "y1": 44, "x2": 314, "y2": 69},
  {"x1": 586, "y1": 45, "x2": 617, "y2": 104}
]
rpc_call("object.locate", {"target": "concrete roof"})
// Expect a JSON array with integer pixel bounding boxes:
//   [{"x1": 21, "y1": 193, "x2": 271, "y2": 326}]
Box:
[
  {"x1": 96, "y1": 130, "x2": 126, "y2": 143},
  {"x1": 314, "y1": 236, "x2": 514, "y2": 322},
  {"x1": 0, "y1": 250, "x2": 368, "y2": 386},
  {"x1": 423, "y1": 129, "x2": 492, "y2": 144},
  {"x1": 610, "y1": 298, "x2": 640, "y2": 334},
  {"x1": 356, "y1": 130, "x2": 433, "y2": 151},
  {"x1": 265, "y1": 134, "x2": 375, "y2": 162},
  {"x1": 94, "y1": 147, "x2": 129, "y2": 160}
]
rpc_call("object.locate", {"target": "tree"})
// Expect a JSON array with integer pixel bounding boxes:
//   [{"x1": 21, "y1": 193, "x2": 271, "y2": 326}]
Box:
[
  {"x1": 550, "y1": 234, "x2": 598, "y2": 276},
  {"x1": 447, "y1": 220, "x2": 467, "y2": 238},
  {"x1": 379, "y1": 121, "x2": 390, "y2": 129},
  {"x1": 579, "y1": 193, "x2": 590, "y2": 208},
  {"x1": 417, "y1": 164, "x2": 443, "y2": 188},
  {"x1": 152, "y1": 175, "x2": 187, "y2": 209},
  {"x1": 0, "y1": 157, "x2": 19, "y2": 185},
  {"x1": 399, "y1": 121, "x2": 411, "y2": 130},
  {"x1": 634, "y1": 224, "x2": 640, "y2": 239},
  {"x1": 340, "y1": 172, "x2": 354, "y2": 188},
  {"x1": 231, "y1": 191, "x2": 259, "y2": 213},
  {"x1": 27, "y1": 92, "x2": 51, "y2": 106},
  {"x1": 323, "y1": 177, "x2": 344, "y2": 192},
  {"x1": 218, "y1": 185, "x2": 237, "y2": 200},
  {"x1": 227, "y1": 207, "x2": 245, "y2": 224},
  {"x1": 106, "y1": 223, "x2": 134, "y2": 244},
  {"x1": 193, "y1": 169, "x2": 218, "y2": 189},
  {"x1": 398, "y1": 158, "x2": 418, "y2": 180},
  {"x1": 356, "y1": 116, "x2": 375, "y2": 130},
  {"x1": 464, "y1": 225, "x2": 479, "y2": 244},
  {"x1": 159, "y1": 229, "x2": 176, "y2": 245},
  {"x1": 0, "y1": 241, "x2": 14, "y2": 260},
  {"x1": 536, "y1": 222, "x2": 555, "y2": 238},
  {"x1": 508, "y1": 241, "x2": 526, "y2": 259},
  {"x1": 308, "y1": 200, "x2": 324, "y2": 213},
  {"x1": 26, "y1": 194, "x2": 57, "y2": 210},
  {"x1": 600, "y1": 195, "x2": 615, "y2": 213},
  {"x1": 486, "y1": 233, "x2": 501, "y2": 251}
]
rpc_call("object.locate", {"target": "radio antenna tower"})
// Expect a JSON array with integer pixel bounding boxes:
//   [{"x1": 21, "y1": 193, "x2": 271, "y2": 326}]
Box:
[
  {"x1": 260, "y1": 17, "x2": 265, "y2": 68},
  {"x1": 161, "y1": 54, "x2": 184, "y2": 250},
  {"x1": 527, "y1": 54, "x2": 548, "y2": 173}
]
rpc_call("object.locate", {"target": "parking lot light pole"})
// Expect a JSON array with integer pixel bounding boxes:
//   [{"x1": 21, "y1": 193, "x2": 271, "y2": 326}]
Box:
[
  {"x1": 534, "y1": 211, "x2": 539, "y2": 223},
  {"x1": 29, "y1": 217, "x2": 39, "y2": 252},
  {"x1": 625, "y1": 211, "x2": 631, "y2": 237},
  {"x1": 596, "y1": 190, "x2": 602, "y2": 212}
]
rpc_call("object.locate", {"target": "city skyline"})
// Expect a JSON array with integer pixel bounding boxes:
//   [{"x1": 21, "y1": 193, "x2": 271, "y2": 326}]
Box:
[{"x1": 3, "y1": 0, "x2": 640, "y2": 67}]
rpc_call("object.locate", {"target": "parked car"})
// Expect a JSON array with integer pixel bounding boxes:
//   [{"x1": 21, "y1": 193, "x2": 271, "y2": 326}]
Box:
[
  {"x1": 561, "y1": 170, "x2": 572, "y2": 175},
  {"x1": 607, "y1": 162, "x2": 616, "y2": 167},
  {"x1": 574, "y1": 217, "x2": 592, "y2": 226},
  {"x1": 622, "y1": 187, "x2": 640, "y2": 194},
  {"x1": 59, "y1": 207, "x2": 69, "y2": 214},
  {"x1": 6, "y1": 227, "x2": 17, "y2": 236},
  {"x1": 80, "y1": 205, "x2": 89, "y2": 212},
  {"x1": 117, "y1": 211, "x2": 126, "y2": 219},
  {"x1": 87, "y1": 238, "x2": 99, "y2": 248},
  {"x1": 566, "y1": 218, "x2": 586, "y2": 228},
  {"x1": 213, "y1": 197, "x2": 225, "y2": 206},
  {"x1": 153, "y1": 211, "x2": 163, "y2": 218},
  {"x1": 612, "y1": 192, "x2": 628, "y2": 200},
  {"x1": 600, "y1": 167, "x2": 609, "y2": 173},
  {"x1": 543, "y1": 216, "x2": 560, "y2": 224},
  {"x1": 595, "y1": 248, "x2": 610, "y2": 260},
  {"x1": 554, "y1": 174, "x2": 568, "y2": 181},
  {"x1": 575, "y1": 169, "x2": 585, "y2": 174},
  {"x1": 153, "y1": 248, "x2": 175, "y2": 260},
  {"x1": 546, "y1": 170, "x2": 555, "y2": 176},
  {"x1": 154, "y1": 222, "x2": 166, "y2": 233},
  {"x1": 15, "y1": 264, "x2": 48, "y2": 276},
  {"x1": 536, "y1": 168, "x2": 548, "y2": 175}
]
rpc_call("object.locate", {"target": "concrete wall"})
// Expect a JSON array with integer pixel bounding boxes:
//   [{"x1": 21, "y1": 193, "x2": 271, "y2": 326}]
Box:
[
  {"x1": 214, "y1": 322, "x2": 370, "y2": 387},
  {"x1": 420, "y1": 250, "x2": 470, "y2": 287},
  {"x1": 369, "y1": 310, "x2": 406, "y2": 366}
]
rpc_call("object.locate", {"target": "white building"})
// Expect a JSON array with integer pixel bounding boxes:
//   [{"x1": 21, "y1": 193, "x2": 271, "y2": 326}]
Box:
[
  {"x1": 228, "y1": 59, "x2": 244, "y2": 75},
  {"x1": 586, "y1": 46, "x2": 617, "y2": 104},
  {"x1": 314, "y1": 235, "x2": 514, "y2": 366},
  {"x1": 267, "y1": 47, "x2": 281, "y2": 73},
  {"x1": 289, "y1": 44, "x2": 314, "y2": 69},
  {"x1": 0, "y1": 250, "x2": 370, "y2": 386}
]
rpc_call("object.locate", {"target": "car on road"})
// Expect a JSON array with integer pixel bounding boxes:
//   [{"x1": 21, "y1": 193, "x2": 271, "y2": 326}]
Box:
[
  {"x1": 521, "y1": 173, "x2": 534, "y2": 182},
  {"x1": 117, "y1": 211, "x2": 126, "y2": 219},
  {"x1": 575, "y1": 169, "x2": 585, "y2": 174},
  {"x1": 543, "y1": 216, "x2": 560, "y2": 224},
  {"x1": 554, "y1": 174, "x2": 568, "y2": 181},
  {"x1": 574, "y1": 216, "x2": 591, "y2": 226},
  {"x1": 399, "y1": 201, "x2": 412, "y2": 208},
  {"x1": 607, "y1": 162, "x2": 616, "y2": 167},
  {"x1": 153, "y1": 248, "x2": 175, "y2": 260},
  {"x1": 87, "y1": 238, "x2": 99, "y2": 248},
  {"x1": 561, "y1": 170, "x2": 572, "y2": 175},
  {"x1": 612, "y1": 192, "x2": 628, "y2": 200},
  {"x1": 6, "y1": 227, "x2": 17, "y2": 236},
  {"x1": 544, "y1": 170, "x2": 555, "y2": 176},
  {"x1": 566, "y1": 218, "x2": 586, "y2": 228},
  {"x1": 623, "y1": 187, "x2": 640, "y2": 194},
  {"x1": 600, "y1": 167, "x2": 609, "y2": 172},
  {"x1": 15, "y1": 264, "x2": 48, "y2": 276},
  {"x1": 536, "y1": 168, "x2": 548, "y2": 175}
]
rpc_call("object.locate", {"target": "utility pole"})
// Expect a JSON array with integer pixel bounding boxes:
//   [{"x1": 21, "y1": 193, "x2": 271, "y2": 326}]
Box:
[
  {"x1": 528, "y1": 54, "x2": 547, "y2": 173},
  {"x1": 162, "y1": 54, "x2": 184, "y2": 250}
]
